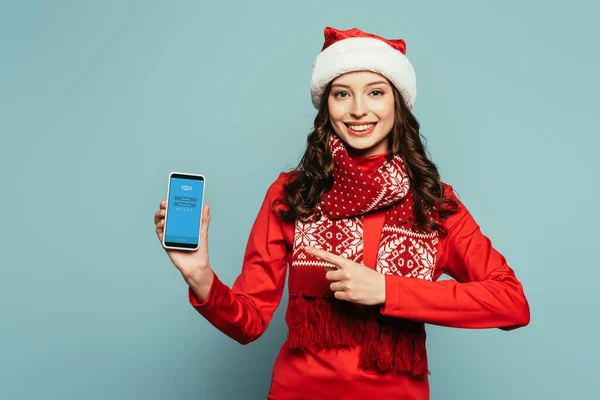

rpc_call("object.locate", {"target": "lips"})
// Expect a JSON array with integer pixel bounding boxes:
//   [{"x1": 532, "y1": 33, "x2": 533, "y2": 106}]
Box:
[
  {"x1": 345, "y1": 122, "x2": 377, "y2": 127},
  {"x1": 344, "y1": 122, "x2": 377, "y2": 136}
]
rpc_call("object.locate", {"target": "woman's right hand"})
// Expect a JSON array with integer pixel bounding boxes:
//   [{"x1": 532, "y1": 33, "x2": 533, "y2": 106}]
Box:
[{"x1": 154, "y1": 200, "x2": 213, "y2": 286}]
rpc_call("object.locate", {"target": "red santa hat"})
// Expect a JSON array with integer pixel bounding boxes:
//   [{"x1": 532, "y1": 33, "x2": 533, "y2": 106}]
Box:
[{"x1": 310, "y1": 27, "x2": 417, "y2": 110}]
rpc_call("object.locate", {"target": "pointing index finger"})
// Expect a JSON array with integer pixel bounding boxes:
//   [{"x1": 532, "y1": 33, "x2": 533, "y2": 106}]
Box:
[{"x1": 305, "y1": 246, "x2": 345, "y2": 268}]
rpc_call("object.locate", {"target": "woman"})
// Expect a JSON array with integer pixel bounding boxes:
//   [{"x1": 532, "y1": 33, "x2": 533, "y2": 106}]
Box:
[{"x1": 154, "y1": 27, "x2": 530, "y2": 400}]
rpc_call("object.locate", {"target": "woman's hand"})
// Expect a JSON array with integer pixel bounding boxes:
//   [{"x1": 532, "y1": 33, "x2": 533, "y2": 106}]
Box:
[
  {"x1": 154, "y1": 201, "x2": 213, "y2": 287},
  {"x1": 304, "y1": 246, "x2": 386, "y2": 306}
]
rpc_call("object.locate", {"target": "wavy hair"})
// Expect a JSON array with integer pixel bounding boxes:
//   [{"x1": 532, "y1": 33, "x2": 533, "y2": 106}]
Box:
[{"x1": 273, "y1": 80, "x2": 458, "y2": 235}]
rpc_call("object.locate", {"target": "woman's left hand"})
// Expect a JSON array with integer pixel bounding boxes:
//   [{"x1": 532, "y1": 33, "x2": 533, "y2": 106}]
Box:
[{"x1": 304, "y1": 246, "x2": 386, "y2": 306}]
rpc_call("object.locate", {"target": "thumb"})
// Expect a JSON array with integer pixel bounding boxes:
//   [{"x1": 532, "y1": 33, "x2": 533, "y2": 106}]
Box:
[
  {"x1": 202, "y1": 204, "x2": 210, "y2": 230},
  {"x1": 197, "y1": 204, "x2": 210, "y2": 259}
]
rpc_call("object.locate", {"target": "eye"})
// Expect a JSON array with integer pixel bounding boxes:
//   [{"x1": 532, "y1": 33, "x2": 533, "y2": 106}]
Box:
[
  {"x1": 371, "y1": 90, "x2": 384, "y2": 96},
  {"x1": 334, "y1": 91, "x2": 349, "y2": 98}
]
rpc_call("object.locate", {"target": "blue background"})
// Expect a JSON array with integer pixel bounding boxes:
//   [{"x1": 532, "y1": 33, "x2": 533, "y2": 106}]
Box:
[
  {"x1": 2, "y1": 0, "x2": 598, "y2": 399},
  {"x1": 165, "y1": 177, "x2": 204, "y2": 244}
]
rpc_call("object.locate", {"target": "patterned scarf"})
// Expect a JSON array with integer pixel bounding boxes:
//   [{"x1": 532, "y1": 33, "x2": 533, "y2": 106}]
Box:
[{"x1": 286, "y1": 134, "x2": 439, "y2": 379}]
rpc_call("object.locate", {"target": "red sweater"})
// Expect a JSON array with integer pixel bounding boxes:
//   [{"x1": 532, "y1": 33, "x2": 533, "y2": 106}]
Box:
[{"x1": 187, "y1": 152, "x2": 530, "y2": 399}]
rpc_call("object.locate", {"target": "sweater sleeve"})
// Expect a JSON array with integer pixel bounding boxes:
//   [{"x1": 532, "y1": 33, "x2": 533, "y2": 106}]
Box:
[
  {"x1": 187, "y1": 173, "x2": 290, "y2": 344},
  {"x1": 380, "y1": 184, "x2": 530, "y2": 330}
]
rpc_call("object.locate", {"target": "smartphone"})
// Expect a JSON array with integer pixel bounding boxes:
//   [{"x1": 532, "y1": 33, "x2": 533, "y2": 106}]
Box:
[{"x1": 162, "y1": 172, "x2": 205, "y2": 251}]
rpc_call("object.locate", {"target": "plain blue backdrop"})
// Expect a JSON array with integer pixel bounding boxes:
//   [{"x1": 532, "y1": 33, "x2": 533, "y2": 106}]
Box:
[{"x1": 2, "y1": 0, "x2": 598, "y2": 399}]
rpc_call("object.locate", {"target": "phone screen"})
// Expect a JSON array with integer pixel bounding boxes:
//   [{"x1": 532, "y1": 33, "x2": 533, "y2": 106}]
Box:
[{"x1": 164, "y1": 174, "x2": 204, "y2": 249}]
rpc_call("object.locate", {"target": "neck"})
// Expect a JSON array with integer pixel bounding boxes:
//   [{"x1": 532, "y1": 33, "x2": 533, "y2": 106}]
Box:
[{"x1": 343, "y1": 137, "x2": 390, "y2": 158}]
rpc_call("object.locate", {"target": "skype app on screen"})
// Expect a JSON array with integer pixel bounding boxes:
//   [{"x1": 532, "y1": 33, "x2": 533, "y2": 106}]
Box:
[{"x1": 165, "y1": 178, "x2": 204, "y2": 245}]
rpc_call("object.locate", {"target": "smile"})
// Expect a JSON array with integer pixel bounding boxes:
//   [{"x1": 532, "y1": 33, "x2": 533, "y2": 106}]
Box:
[{"x1": 344, "y1": 122, "x2": 377, "y2": 136}]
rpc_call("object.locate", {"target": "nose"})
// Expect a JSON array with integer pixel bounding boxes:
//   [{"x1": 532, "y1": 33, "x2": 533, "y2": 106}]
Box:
[{"x1": 350, "y1": 98, "x2": 368, "y2": 119}]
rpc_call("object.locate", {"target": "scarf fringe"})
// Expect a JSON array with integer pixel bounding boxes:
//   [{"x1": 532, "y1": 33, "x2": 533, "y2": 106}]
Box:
[
  {"x1": 358, "y1": 317, "x2": 429, "y2": 378},
  {"x1": 287, "y1": 295, "x2": 363, "y2": 351},
  {"x1": 286, "y1": 295, "x2": 429, "y2": 378}
]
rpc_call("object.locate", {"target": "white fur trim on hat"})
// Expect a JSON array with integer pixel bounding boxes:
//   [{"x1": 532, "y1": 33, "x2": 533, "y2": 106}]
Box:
[{"x1": 310, "y1": 37, "x2": 416, "y2": 109}]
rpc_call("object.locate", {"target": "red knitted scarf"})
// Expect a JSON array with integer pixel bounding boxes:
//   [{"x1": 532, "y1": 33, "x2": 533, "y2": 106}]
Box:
[{"x1": 286, "y1": 135, "x2": 439, "y2": 379}]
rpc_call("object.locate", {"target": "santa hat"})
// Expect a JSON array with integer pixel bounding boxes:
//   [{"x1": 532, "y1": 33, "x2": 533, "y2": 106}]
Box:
[{"x1": 310, "y1": 27, "x2": 416, "y2": 109}]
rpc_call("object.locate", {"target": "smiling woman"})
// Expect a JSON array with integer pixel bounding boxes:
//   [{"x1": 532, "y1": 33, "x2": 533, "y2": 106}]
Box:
[
  {"x1": 328, "y1": 72, "x2": 395, "y2": 156},
  {"x1": 155, "y1": 26, "x2": 530, "y2": 400}
]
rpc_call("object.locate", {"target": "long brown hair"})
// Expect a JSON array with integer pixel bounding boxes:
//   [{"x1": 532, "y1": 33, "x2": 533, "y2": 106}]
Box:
[{"x1": 273, "y1": 80, "x2": 458, "y2": 234}]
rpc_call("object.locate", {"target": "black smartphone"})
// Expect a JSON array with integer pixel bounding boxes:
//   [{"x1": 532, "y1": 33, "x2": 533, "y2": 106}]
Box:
[{"x1": 162, "y1": 172, "x2": 205, "y2": 251}]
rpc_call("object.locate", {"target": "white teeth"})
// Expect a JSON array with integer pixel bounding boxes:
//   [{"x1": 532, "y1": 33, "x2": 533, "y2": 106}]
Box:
[{"x1": 348, "y1": 123, "x2": 375, "y2": 131}]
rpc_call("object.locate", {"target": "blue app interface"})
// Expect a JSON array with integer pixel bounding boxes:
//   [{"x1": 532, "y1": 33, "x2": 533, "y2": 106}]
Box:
[{"x1": 165, "y1": 177, "x2": 204, "y2": 245}]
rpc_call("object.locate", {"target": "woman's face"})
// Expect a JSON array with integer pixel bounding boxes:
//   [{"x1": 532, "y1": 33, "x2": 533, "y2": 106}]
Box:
[{"x1": 327, "y1": 71, "x2": 395, "y2": 157}]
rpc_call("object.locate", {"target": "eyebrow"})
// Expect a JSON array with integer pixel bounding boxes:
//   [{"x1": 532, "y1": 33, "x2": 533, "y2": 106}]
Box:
[{"x1": 331, "y1": 80, "x2": 390, "y2": 88}]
